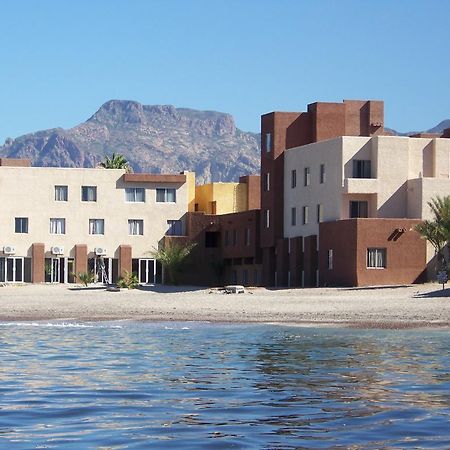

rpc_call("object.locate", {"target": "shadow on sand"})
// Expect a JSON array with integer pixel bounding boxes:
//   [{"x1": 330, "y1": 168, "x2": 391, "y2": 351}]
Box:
[
  {"x1": 340, "y1": 285, "x2": 410, "y2": 292},
  {"x1": 136, "y1": 284, "x2": 207, "y2": 294},
  {"x1": 414, "y1": 288, "x2": 450, "y2": 298}
]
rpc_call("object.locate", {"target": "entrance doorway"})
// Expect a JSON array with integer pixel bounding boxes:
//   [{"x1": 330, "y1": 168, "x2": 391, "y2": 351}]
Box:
[
  {"x1": 45, "y1": 257, "x2": 75, "y2": 283},
  {"x1": 0, "y1": 257, "x2": 24, "y2": 283}
]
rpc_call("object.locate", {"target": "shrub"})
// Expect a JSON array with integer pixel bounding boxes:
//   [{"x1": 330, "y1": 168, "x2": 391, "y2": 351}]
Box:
[{"x1": 117, "y1": 271, "x2": 139, "y2": 289}]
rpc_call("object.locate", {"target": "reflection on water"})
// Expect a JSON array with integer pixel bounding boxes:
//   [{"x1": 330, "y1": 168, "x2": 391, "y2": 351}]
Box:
[{"x1": 0, "y1": 322, "x2": 449, "y2": 449}]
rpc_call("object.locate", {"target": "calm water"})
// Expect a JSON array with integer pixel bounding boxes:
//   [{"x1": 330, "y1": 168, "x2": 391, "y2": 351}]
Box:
[{"x1": 0, "y1": 322, "x2": 449, "y2": 449}]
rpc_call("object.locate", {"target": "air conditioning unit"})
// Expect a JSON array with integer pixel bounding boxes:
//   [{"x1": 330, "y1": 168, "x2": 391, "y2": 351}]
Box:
[
  {"x1": 3, "y1": 245, "x2": 16, "y2": 255},
  {"x1": 51, "y1": 246, "x2": 64, "y2": 255},
  {"x1": 95, "y1": 247, "x2": 107, "y2": 256}
]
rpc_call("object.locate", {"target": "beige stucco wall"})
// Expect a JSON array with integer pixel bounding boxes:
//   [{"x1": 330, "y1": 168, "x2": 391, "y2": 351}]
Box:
[
  {"x1": 284, "y1": 135, "x2": 450, "y2": 239},
  {"x1": 0, "y1": 166, "x2": 190, "y2": 259}
]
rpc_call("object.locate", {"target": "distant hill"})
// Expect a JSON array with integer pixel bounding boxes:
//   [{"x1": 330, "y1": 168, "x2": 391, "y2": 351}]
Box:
[
  {"x1": 386, "y1": 119, "x2": 450, "y2": 136},
  {"x1": 0, "y1": 100, "x2": 261, "y2": 184}
]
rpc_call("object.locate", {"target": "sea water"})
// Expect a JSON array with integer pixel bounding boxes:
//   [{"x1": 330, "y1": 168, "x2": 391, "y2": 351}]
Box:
[{"x1": 0, "y1": 321, "x2": 449, "y2": 449}]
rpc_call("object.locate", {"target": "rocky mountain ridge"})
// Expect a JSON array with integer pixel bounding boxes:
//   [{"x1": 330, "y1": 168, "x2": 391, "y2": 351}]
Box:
[{"x1": 0, "y1": 100, "x2": 261, "y2": 184}]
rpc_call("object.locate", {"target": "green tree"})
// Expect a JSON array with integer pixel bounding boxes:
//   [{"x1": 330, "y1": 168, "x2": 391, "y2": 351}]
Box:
[
  {"x1": 415, "y1": 195, "x2": 450, "y2": 271},
  {"x1": 99, "y1": 153, "x2": 132, "y2": 172},
  {"x1": 150, "y1": 241, "x2": 196, "y2": 285}
]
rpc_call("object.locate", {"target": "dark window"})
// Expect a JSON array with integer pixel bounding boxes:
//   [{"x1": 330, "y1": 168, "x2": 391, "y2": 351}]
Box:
[
  {"x1": 350, "y1": 201, "x2": 368, "y2": 218},
  {"x1": 291, "y1": 169, "x2": 297, "y2": 188},
  {"x1": 205, "y1": 231, "x2": 220, "y2": 248},
  {"x1": 320, "y1": 164, "x2": 325, "y2": 183},
  {"x1": 225, "y1": 230, "x2": 230, "y2": 246},
  {"x1": 232, "y1": 229, "x2": 238, "y2": 246},
  {"x1": 82, "y1": 186, "x2": 97, "y2": 202},
  {"x1": 245, "y1": 228, "x2": 251, "y2": 246},
  {"x1": 166, "y1": 220, "x2": 183, "y2": 236},
  {"x1": 15, "y1": 217, "x2": 28, "y2": 233},
  {"x1": 263, "y1": 173, "x2": 270, "y2": 192},
  {"x1": 302, "y1": 206, "x2": 309, "y2": 225},
  {"x1": 291, "y1": 207, "x2": 296, "y2": 226},
  {"x1": 352, "y1": 160, "x2": 371, "y2": 178},
  {"x1": 156, "y1": 188, "x2": 176, "y2": 202}
]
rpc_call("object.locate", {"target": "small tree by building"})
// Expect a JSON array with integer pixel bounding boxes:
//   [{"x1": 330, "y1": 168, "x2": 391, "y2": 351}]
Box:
[
  {"x1": 150, "y1": 241, "x2": 196, "y2": 285},
  {"x1": 415, "y1": 195, "x2": 450, "y2": 272}
]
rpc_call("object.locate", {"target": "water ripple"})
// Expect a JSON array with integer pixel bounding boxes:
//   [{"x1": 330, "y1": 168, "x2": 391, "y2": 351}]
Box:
[{"x1": 0, "y1": 322, "x2": 449, "y2": 448}]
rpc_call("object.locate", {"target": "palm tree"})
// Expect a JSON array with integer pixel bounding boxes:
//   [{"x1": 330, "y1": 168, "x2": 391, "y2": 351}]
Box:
[
  {"x1": 99, "y1": 153, "x2": 132, "y2": 173},
  {"x1": 150, "y1": 241, "x2": 196, "y2": 285},
  {"x1": 415, "y1": 195, "x2": 450, "y2": 271}
]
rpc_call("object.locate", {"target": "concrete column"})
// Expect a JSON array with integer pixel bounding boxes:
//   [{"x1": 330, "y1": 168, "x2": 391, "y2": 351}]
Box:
[
  {"x1": 119, "y1": 245, "x2": 132, "y2": 278},
  {"x1": 75, "y1": 244, "x2": 88, "y2": 276},
  {"x1": 32, "y1": 243, "x2": 45, "y2": 283}
]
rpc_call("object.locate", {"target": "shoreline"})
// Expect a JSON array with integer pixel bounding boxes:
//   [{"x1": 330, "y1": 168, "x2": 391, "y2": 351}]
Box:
[{"x1": 0, "y1": 283, "x2": 449, "y2": 329}]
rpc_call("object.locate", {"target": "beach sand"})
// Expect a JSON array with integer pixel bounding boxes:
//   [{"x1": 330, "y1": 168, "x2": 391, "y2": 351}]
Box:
[{"x1": 0, "y1": 282, "x2": 449, "y2": 328}]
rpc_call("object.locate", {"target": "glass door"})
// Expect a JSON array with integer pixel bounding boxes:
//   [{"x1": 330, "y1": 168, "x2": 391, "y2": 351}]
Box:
[
  {"x1": 139, "y1": 259, "x2": 155, "y2": 284},
  {"x1": 1, "y1": 257, "x2": 24, "y2": 283}
]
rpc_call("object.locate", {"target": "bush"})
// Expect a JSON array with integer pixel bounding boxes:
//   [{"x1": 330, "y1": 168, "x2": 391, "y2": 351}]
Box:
[
  {"x1": 117, "y1": 271, "x2": 139, "y2": 289},
  {"x1": 77, "y1": 272, "x2": 95, "y2": 287}
]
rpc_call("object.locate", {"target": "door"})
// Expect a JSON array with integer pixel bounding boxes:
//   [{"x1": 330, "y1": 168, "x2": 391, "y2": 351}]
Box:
[
  {"x1": 139, "y1": 259, "x2": 155, "y2": 284},
  {"x1": 0, "y1": 257, "x2": 24, "y2": 282}
]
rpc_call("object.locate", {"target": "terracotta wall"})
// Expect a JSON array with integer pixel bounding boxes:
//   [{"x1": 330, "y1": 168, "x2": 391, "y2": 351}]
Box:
[{"x1": 319, "y1": 218, "x2": 427, "y2": 287}]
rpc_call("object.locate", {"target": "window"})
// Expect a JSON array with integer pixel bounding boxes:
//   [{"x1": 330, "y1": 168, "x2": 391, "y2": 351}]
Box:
[
  {"x1": 320, "y1": 164, "x2": 326, "y2": 184},
  {"x1": 291, "y1": 207, "x2": 296, "y2": 226},
  {"x1": 82, "y1": 186, "x2": 97, "y2": 202},
  {"x1": 125, "y1": 187, "x2": 145, "y2": 202},
  {"x1": 89, "y1": 219, "x2": 104, "y2": 235},
  {"x1": 232, "y1": 229, "x2": 238, "y2": 246},
  {"x1": 245, "y1": 228, "x2": 251, "y2": 246},
  {"x1": 242, "y1": 269, "x2": 248, "y2": 285},
  {"x1": 50, "y1": 218, "x2": 65, "y2": 234},
  {"x1": 327, "y1": 250, "x2": 333, "y2": 270},
  {"x1": 265, "y1": 133, "x2": 271, "y2": 152},
  {"x1": 317, "y1": 204, "x2": 323, "y2": 223},
  {"x1": 55, "y1": 185, "x2": 68, "y2": 201},
  {"x1": 350, "y1": 201, "x2": 368, "y2": 218},
  {"x1": 264, "y1": 209, "x2": 270, "y2": 228},
  {"x1": 367, "y1": 248, "x2": 386, "y2": 268},
  {"x1": 302, "y1": 206, "x2": 309, "y2": 225},
  {"x1": 291, "y1": 169, "x2": 297, "y2": 188},
  {"x1": 304, "y1": 167, "x2": 310, "y2": 186},
  {"x1": 205, "y1": 231, "x2": 220, "y2": 248},
  {"x1": 15, "y1": 217, "x2": 28, "y2": 233},
  {"x1": 353, "y1": 160, "x2": 371, "y2": 178},
  {"x1": 225, "y1": 230, "x2": 230, "y2": 246},
  {"x1": 128, "y1": 219, "x2": 143, "y2": 235},
  {"x1": 156, "y1": 188, "x2": 176, "y2": 203},
  {"x1": 166, "y1": 220, "x2": 183, "y2": 236},
  {"x1": 263, "y1": 172, "x2": 270, "y2": 192}
]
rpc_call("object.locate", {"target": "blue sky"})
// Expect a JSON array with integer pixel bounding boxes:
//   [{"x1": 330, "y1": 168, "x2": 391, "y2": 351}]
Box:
[{"x1": 1, "y1": 0, "x2": 449, "y2": 142}]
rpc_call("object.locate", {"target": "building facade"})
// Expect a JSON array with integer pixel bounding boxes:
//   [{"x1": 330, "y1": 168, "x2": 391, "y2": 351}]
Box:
[
  {"x1": 259, "y1": 99, "x2": 450, "y2": 287},
  {"x1": 0, "y1": 159, "x2": 193, "y2": 284}
]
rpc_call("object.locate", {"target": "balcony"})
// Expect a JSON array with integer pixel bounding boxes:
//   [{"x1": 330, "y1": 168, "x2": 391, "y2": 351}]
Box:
[{"x1": 343, "y1": 178, "x2": 379, "y2": 194}]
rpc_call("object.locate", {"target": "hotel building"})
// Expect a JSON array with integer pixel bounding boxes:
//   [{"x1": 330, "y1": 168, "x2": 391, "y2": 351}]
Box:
[{"x1": 261, "y1": 100, "x2": 450, "y2": 287}]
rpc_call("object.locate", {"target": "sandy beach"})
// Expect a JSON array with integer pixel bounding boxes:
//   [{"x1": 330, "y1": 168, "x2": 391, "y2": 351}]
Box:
[{"x1": 0, "y1": 282, "x2": 449, "y2": 328}]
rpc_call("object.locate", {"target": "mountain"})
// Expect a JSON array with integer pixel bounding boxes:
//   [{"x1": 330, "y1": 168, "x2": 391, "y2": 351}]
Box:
[
  {"x1": 426, "y1": 120, "x2": 450, "y2": 134},
  {"x1": 386, "y1": 119, "x2": 450, "y2": 136},
  {"x1": 0, "y1": 100, "x2": 261, "y2": 184}
]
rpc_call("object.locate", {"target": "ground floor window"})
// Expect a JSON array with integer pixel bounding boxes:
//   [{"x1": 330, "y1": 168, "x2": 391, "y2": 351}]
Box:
[
  {"x1": 327, "y1": 249, "x2": 333, "y2": 270},
  {"x1": 88, "y1": 257, "x2": 118, "y2": 284},
  {"x1": 367, "y1": 248, "x2": 386, "y2": 268}
]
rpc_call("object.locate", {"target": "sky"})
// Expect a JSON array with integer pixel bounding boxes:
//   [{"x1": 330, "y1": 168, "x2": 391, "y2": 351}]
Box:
[{"x1": 1, "y1": 0, "x2": 449, "y2": 143}]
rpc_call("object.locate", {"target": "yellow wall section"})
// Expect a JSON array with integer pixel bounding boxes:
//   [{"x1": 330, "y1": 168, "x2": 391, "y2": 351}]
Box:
[
  {"x1": 183, "y1": 171, "x2": 196, "y2": 212},
  {"x1": 195, "y1": 182, "x2": 249, "y2": 214}
]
